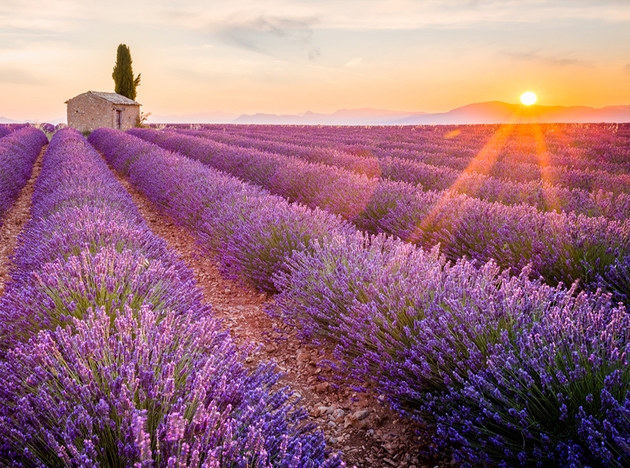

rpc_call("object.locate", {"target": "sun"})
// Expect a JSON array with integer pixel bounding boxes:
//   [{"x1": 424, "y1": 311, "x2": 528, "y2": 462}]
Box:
[{"x1": 520, "y1": 91, "x2": 538, "y2": 106}]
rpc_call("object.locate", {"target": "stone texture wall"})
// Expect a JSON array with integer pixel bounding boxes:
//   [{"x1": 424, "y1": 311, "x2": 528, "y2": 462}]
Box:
[{"x1": 67, "y1": 94, "x2": 140, "y2": 133}]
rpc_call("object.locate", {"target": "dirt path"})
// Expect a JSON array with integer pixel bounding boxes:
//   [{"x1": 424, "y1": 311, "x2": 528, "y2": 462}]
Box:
[
  {"x1": 109, "y1": 165, "x2": 446, "y2": 468},
  {"x1": 0, "y1": 147, "x2": 45, "y2": 297}
]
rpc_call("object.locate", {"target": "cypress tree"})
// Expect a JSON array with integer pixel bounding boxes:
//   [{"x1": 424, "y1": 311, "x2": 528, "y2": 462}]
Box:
[{"x1": 112, "y1": 44, "x2": 141, "y2": 101}]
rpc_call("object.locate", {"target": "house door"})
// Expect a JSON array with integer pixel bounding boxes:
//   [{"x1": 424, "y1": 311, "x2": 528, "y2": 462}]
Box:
[{"x1": 115, "y1": 110, "x2": 122, "y2": 129}]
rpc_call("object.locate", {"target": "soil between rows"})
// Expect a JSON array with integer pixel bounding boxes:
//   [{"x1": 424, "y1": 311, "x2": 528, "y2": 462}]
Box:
[
  {"x1": 106, "y1": 156, "x2": 448, "y2": 468},
  {"x1": 0, "y1": 147, "x2": 45, "y2": 298},
  {"x1": 0, "y1": 143, "x2": 450, "y2": 467}
]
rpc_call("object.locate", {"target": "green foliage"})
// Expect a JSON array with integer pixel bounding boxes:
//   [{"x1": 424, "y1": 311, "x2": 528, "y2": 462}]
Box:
[
  {"x1": 112, "y1": 44, "x2": 141, "y2": 101},
  {"x1": 135, "y1": 111, "x2": 152, "y2": 128}
]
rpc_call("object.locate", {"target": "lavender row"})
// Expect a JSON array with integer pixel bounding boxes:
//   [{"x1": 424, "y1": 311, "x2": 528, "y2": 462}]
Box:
[
  {"x1": 0, "y1": 123, "x2": 32, "y2": 140},
  {"x1": 0, "y1": 126, "x2": 48, "y2": 224},
  {"x1": 377, "y1": 149, "x2": 630, "y2": 194},
  {"x1": 129, "y1": 127, "x2": 630, "y2": 301},
  {"x1": 230, "y1": 124, "x2": 630, "y2": 192},
  {"x1": 274, "y1": 240, "x2": 630, "y2": 466},
  {"x1": 272, "y1": 124, "x2": 630, "y2": 192},
  {"x1": 177, "y1": 127, "x2": 384, "y2": 177},
  {"x1": 170, "y1": 123, "x2": 630, "y2": 175},
  {"x1": 175, "y1": 127, "x2": 630, "y2": 221},
  {"x1": 92, "y1": 128, "x2": 356, "y2": 293},
  {"x1": 178, "y1": 123, "x2": 630, "y2": 172},
  {"x1": 259, "y1": 123, "x2": 630, "y2": 172},
  {"x1": 0, "y1": 128, "x2": 337, "y2": 467},
  {"x1": 91, "y1": 128, "x2": 630, "y2": 466}
]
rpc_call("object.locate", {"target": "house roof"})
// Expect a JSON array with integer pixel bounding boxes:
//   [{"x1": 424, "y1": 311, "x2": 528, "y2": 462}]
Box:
[{"x1": 66, "y1": 91, "x2": 141, "y2": 106}]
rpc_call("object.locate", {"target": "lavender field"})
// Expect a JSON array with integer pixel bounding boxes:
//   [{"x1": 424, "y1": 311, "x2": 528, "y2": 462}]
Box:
[{"x1": 0, "y1": 123, "x2": 629, "y2": 467}]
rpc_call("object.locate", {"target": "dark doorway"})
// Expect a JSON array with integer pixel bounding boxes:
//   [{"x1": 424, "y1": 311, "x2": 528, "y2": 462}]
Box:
[{"x1": 115, "y1": 109, "x2": 122, "y2": 129}]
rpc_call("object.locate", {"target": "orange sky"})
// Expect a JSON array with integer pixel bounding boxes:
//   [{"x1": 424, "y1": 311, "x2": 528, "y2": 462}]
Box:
[{"x1": 1, "y1": 0, "x2": 629, "y2": 122}]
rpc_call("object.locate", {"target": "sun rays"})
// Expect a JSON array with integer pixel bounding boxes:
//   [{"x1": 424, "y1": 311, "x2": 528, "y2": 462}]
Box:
[
  {"x1": 407, "y1": 101, "x2": 566, "y2": 246},
  {"x1": 520, "y1": 91, "x2": 538, "y2": 106}
]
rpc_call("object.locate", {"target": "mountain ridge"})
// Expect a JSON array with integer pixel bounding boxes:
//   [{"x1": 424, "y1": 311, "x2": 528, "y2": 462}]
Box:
[
  {"x1": 233, "y1": 102, "x2": 630, "y2": 125},
  {"x1": 4, "y1": 102, "x2": 630, "y2": 126},
  {"x1": 394, "y1": 102, "x2": 630, "y2": 125}
]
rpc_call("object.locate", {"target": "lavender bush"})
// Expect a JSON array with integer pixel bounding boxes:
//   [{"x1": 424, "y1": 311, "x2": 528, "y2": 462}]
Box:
[
  {"x1": 0, "y1": 126, "x2": 47, "y2": 224},
  {"x1": 89, "y1": 128, "x2": 355, "y2": 293},
  {"x1": 435, "y1": 290, "x2": 630, "y2": 466},
  {"x1": 166, "y1": 123, "x2": 630, "y2": 185},
  {"x1": 129, "y1": 127, "x2": 630, "y2": 302},
  {"x1": 9, "y1": 205, "x2": 180, "y2": 280},
  {"x1": 0, "y1": 128, "x2": 339, "y2": 467},
  {"x1": 274, "y1": 235, "x2": 630, "y2": 466},
  {"x1": 37, "y1": 122, "x2": 57, "y2": 135},
  {"x1": 0, "y1": 244, "x2": 204, "y2": 349},
  {"x1": 176, "y1": 127, "x2": 630, "y2": 222},
  {"x1": 0, "y1": 305, "x2": 335, "y2": 467},
  {"x1": 90, "y1": 128, "x2": 630, "y2": 466}
]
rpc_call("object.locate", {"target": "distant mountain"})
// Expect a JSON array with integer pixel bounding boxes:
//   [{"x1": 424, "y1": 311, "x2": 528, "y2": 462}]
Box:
[
  {"x1": 234, "y1": 108, "x2": 419, "y2": 125},
  {"x1": 0, "y1": 116, "x2": 65, "y2": 125},
  {"x1": 394, "y1": 102, "x2": 630, "y2": 125},
  {"x1": 5, "y1": 102, "x2": 629, "y2": 127},
  {"x1": 47, "y1": 117, "x2": 66, "y2": 125},
  {"x1": 233, "y1": 113, "x2": 306, "y2": 125},
  {"x1": 149, "y1": 111, "x2": 239, "y2": 124},
  {"x1": 232, "y1": 103, "x2": 630, "y2": 125}
]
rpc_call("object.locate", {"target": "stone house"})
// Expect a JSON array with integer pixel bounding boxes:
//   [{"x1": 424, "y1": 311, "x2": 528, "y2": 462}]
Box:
[{"x1": 65, "y1": 91, "x2": 141, "y2": 133}]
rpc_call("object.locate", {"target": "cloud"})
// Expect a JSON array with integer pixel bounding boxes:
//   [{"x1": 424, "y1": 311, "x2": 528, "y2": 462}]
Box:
[
  {"x1": 503, "y1": 49, "x2": 595, "y2": 68},
  {"x1": 344, "y1": 57, "x2": 363, "y2": 67},
  {"x1": 0, "y1": 67, "x2": 42, "y2": 84},
  {"x1": 155, "y1": 9, "x2": 200, "y2": 22},
  {"x1": 2, "y1": 1, "x2": 630, "y2": 37},
  {"x1": 308, "y1": 47, "x2": 321, "y2": 61},
  {"x1": 210, "y1": 14, "x2": 321, "y2": 61},
  {"x1": 0, "y1": 26, "x2": 65, "y2": 50}
]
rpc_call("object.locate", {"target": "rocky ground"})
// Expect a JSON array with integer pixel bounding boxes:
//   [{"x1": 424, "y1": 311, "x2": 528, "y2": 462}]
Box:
[
  {"x1": 0, "y1": 144, "x2": 451, "y2": 467},
  {"x1": 110, "y1": 166, "x2": 449, "y2": 468},
  {"x1": 0, "y1": 147, "x2": 44, "y2": 296}
]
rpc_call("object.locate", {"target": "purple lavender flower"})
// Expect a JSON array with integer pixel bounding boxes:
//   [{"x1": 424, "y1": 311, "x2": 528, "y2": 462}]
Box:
[
  {"x1": 90, "y1": 126, "x2": 630, "y2": 466},
  {"x1": 0, "y1": 128, "x2": 338, "y2": 466},
  {"x1": 127, "y1": 127, "x2": 630, "y2": 301},
  {"x1": 0, "y1": 305, "x2": 339, "y2": 467},
  {"x1": 0, "y1": 126, "x2": 47, "y2": 225}
]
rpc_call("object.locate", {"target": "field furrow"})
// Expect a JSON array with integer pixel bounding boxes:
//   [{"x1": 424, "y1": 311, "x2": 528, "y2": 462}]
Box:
[
  {"x1": 175, "y1": 127, "x2": 630, "y2": 221},
  {"x1": 0, "y1": 128, "x2": 339, "y2": 467},
  {"x1": 109, "y1": 157, "x2": 440, "y2": 468},
  {"x1": 166, "y1": 123, "x2": 630, "y2": 176},
  {"x1": 90, "y1": 127, "x2": 630, "y2": 467},
  {"x1": 129, "y1": 127, "x2": 630, "y2": 302},
  {"x1": 0, "y1": 146, "x2": 45, "y2": 297},
  {"x1": 0, "y1": 127, "x2": 48, "y2": 226}
]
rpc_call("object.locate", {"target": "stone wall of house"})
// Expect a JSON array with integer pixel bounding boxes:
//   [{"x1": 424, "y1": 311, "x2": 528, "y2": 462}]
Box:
[
  {"x1": 118, "y1": 104, "x2": 140, "y2": 130},
  {"x1": 66, "y1": 94, "x2": 140, "y2": 133}
]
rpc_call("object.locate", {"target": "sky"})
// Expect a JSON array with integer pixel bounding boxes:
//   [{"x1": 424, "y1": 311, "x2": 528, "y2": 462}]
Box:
[{"x1": 1, "y1": 0, "x2": 630, "y2": 121}]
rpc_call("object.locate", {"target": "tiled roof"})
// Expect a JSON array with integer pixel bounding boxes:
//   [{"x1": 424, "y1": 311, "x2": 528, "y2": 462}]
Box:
[{"x1": 84, "y1": 91, "x2": 140, "y2": 105}]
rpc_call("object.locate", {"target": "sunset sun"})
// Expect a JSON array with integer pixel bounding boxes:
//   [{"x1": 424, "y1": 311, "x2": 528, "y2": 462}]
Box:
[{"x1": 520, "y1": 91, "x2": 538, "y2": 106}]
